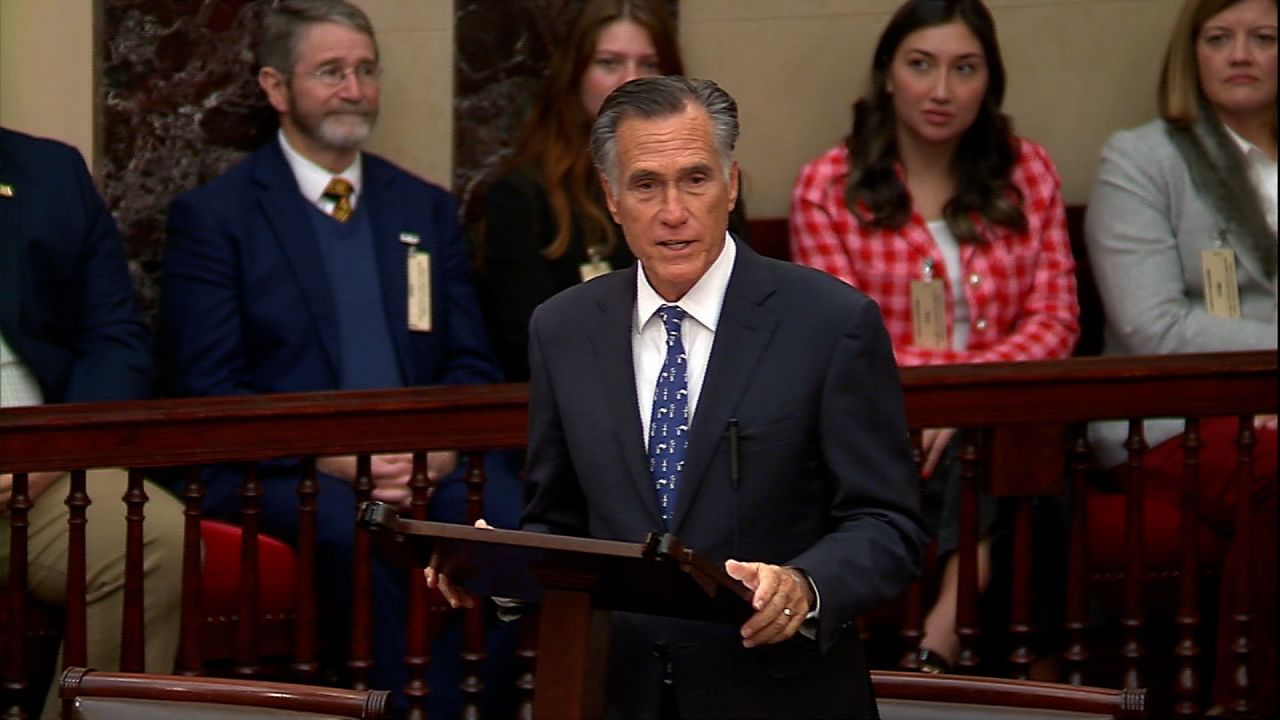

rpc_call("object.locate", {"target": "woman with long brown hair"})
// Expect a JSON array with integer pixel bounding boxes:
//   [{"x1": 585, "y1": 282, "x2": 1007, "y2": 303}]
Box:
[
  {"x1": 472, "y1": 0, "x2": 682, "y2": 381},
  {"x1": 791, "y1": 0, "x2": 1079, "y2": 675}
]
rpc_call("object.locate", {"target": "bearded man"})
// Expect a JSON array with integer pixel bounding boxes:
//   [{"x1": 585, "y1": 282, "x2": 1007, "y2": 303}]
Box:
[{"x1": 160, "y1": 2, "x2": 519, "y2": 715}]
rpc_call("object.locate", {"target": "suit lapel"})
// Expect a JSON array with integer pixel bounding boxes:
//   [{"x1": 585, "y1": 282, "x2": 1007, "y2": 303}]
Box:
[
  {"x1": 588, "y1": 267, "x2": 666, "y2": 528},
  {"x1": 253, "y1": 144, "x2": 341, "y2": 375},
  {"x1": 0, "y1": 144, "x2": 22, "y2": 336},
  {"x1": 671, "y1": 244, "x2": 780, "y2": 533},
  {"x1": 362, "y1": 159, "x2": 414, "y2": 383}
]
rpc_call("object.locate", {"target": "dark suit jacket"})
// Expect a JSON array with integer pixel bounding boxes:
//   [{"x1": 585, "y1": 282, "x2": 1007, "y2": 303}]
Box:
[
  {"x1": 161, "y1": 141, "x2": 504, "y2": 515},
  {"x1": 162, "y1": 140, "x2": 499, "y2": 398},
  {"x1": 523, "y1": 240, "x2": 926, "y2": 719},
  {"x1": 0, "y1": 127, "x2": 152, "y2": 404}
]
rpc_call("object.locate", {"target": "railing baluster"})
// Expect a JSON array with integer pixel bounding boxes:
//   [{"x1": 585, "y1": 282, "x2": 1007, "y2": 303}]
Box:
[
  {"x1": 1226, "y1": 416, "x2": 1255, "y2": 717},
  {"x1": 1120, "y1": 419, "x2": 1147, "y2": 691},
  {"x1": 348, "y1": 454, "x2": 374, "y2": 690},
  {"x1": 460, "y1": 452, "x2": 488, "y2": 719},
  {"x1": 955, "y1": 428, "x2": 982, "y2": 673},
  {"x1": 119, "y1": 468, "x2": 147, "y2": 671},
  {"x1": 235, "y1": 464, "x2": 262, "y2": 677},
  {"x1": 1007, "y1": 496, "x2": 1034, "y2": 680},
  {"x1": 3, "y1": 472, "x2": 32, "y2": 720},
  {"x1": 515, "y1": 612, "x2": 539, "y2": 720},
  {"x1": 896, "y1": 430, "x2": 926, "y2": 671},
  {"x1": 177, "y1": 466, "x2": 205, "y2": 675},
  {"x1": 292, "y1": 458, "x2": 320, "y2": 682},
  {"x1": 1172, "y1": 418, "x2": 1202, "y2": 717},
  {"x1": 64, "y1": 469, "x2": 89, "y2": 670},
  {"x1": 404, "y1": 451, "x2": 431, "y2": 720},
  {"x1": 1063, "y1": 431, "x2": 1091, "y2": 686}
]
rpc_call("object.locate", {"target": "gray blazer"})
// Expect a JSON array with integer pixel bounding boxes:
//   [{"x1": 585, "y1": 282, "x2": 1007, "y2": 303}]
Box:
[{"x1": 1085, "y1": 119, "x2": 1277, "y2": 465}]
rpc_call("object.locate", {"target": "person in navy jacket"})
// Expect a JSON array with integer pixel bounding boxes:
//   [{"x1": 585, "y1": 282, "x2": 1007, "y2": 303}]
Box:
[
  {"x1": 160, "y1": 2, "x2": 519, "y2": 715},
  {"x1": 0, "y1": 126, "x2": 184, "y2": 719}
]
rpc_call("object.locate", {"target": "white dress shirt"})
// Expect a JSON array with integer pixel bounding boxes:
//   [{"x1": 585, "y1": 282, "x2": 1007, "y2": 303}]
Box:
[
  {"x1": 278, "y1": 130, "x2": 363, "y2": 214},
  {"x1": 633, "y1": 234, "x2": 736, "y2": 442},
  {"x1": 631, "y1": 236, "x2": 822, "y2": 621},
  {"x1": 1225, "y1": 126, "x2": 1278, "y2": 234},
  {"x1": 0, "y1": 331, "x2": 43, "y2": 408}
]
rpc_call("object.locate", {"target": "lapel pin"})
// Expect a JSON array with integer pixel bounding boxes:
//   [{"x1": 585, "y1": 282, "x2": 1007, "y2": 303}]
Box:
[
  {"x1": 399, "y1": 232, "x2": 420, "y2": 246},
  {"x1": 0, "y1": 183, "x2": 13, "y2": 198}
]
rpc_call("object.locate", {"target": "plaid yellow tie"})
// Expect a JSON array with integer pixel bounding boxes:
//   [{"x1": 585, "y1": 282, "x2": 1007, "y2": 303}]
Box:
[{"x1": 323, "y1": 177, "x2": 355, "y2": 222}]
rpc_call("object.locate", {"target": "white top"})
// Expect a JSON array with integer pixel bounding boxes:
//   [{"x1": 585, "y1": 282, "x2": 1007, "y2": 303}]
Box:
[
  {"x1": 1225, "y1": 126, "x2": 1278, "y2": 234},
  {"x1": 926, "y1": 219, "x2": 970, "y2": 351},
  {"x1": 277, "y1": 130, "x2": 363, "y2": 215},
  {"x1": 633, "y1": 234, "x2": 735, "y2": 442},
  {"x1": 0, "y1": 332, "x2": 43, "y2": 408}
]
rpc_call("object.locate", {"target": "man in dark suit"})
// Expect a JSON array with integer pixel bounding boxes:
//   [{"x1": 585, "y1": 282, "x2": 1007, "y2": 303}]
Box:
[
  {"x1": 517, "y1": 77, "x2": 925, "y2": 718},
  {"x1": 160, "y1": 1, "x2": 519, "y2": 714},
  {"x1": 1, "y1": 126, "x2": 184, "y2": 718}
]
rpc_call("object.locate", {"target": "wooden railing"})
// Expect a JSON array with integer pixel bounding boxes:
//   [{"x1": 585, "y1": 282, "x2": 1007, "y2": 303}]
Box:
[{"x1": 1, "y1": 351, "x2": 1275, "y2": 718}]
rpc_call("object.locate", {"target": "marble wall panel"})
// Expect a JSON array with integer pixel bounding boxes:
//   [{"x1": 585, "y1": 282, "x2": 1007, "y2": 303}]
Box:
[
  {"x1": 101, "y1": 0, "x2": 680, "y2": 319},
  {"x1": 101, "y1": 0, "x2": 272, "y2": 319},
  {"x1": 452, "y1": 0, "x2": 679, "y2": 213}
]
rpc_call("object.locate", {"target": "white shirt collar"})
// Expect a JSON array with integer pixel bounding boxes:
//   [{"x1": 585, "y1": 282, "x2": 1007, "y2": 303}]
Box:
[
  {"x1": 1223, "y1": 125, "x2": 1279, "y2": 233},
  {"x1": 277, "y1": 129, "x2": 362, "y2": 210},
  {"x1": 634, "y1": 233, "x2": 736, "y2": 334},
  {"x1": 1224, "y1": 125, "x2": 1264, "y2": 161}
]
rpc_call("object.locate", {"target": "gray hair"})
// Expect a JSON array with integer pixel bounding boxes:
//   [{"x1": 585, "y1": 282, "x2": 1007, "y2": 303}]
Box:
[
  {"x1": 589, "y1": 76, "x2": 739, "y2": 191},
  {"x1": 255, "y1": 0, "x2": 378, "y2": 72}
]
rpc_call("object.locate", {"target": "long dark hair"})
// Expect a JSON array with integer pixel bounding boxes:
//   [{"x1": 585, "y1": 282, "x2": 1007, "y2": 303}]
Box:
[
  {"x1": 497, "y1": 0, "x2": 682, "y2": 261},
  {"x1": 845, "y1": 0, "x2": 1025, "y2": 243}
]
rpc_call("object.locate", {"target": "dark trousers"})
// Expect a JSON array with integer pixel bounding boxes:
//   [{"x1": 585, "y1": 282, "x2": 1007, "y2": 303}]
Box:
[{"x1": 180, "y1": 451, "x2": 525, "y2": 718}]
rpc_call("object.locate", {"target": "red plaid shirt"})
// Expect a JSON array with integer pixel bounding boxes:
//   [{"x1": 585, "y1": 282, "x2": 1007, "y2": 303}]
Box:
[{"x1": 790, "y1": 139, "x2": 1079, "y2": 366}]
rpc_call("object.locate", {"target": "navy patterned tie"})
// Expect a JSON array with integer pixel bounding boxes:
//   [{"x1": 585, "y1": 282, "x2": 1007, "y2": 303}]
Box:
[{"x1": 647, "y1": 305, "x2": 689, "y2": 528}]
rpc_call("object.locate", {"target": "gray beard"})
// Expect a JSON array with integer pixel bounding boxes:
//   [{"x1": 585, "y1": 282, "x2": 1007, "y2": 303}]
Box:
[{"x1": 315, "y1": 115, "x2": 373, "y2": 150}]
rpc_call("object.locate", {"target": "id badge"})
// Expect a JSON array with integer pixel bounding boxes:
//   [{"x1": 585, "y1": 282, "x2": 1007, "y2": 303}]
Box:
[
  {"x1": 1201, "y1": 249, "x2": 1241, "y2": 319},
  {"x1": 578, "y1": 259, "x2": 612, "y2": 282},
  {"x1": 407, "y1": 250, "x2": 433, "y2": 332},
  {"x1": 910, "y1": 279, "x2": 948, "y2": 350}
]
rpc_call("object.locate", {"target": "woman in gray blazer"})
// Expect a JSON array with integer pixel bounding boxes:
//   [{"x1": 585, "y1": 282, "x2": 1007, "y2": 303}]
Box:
[{"x1": 1085, "y1": 0, "x2": 1275, "y2": 713}]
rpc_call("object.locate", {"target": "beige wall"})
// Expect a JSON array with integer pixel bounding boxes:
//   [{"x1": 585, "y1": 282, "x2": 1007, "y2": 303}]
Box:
[
  {"x1": 681, "y1": 0, "x2": 1181, "y2": 215},
  {"x1": 0, "y1": 0, "x2": 1180, "y2": 213},
  {"x1": 361, "y1": 0, "x2": 454, "y2": 188},
  {"x1": 0, "y1": 0, "x2": 454, "y2": 183},
  {"x1": 0, "y1": 0, "x2": 97, "y2": 169}
]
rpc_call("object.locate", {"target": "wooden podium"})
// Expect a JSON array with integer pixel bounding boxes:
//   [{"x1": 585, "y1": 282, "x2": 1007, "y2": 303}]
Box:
[{"x1": 359, "y1": 502, "x2": 753, "y2": 719}]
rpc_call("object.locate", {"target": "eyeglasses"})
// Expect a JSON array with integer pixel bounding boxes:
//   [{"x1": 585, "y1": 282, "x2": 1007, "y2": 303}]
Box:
[{"x1": 302, "y1": 63, "x2": 382, "y2": 88}]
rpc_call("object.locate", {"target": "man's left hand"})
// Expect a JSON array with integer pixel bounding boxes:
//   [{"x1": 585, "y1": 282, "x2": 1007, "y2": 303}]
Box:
[{"x1": 725, "y1": 559, "x2": 813, "y2": 648}]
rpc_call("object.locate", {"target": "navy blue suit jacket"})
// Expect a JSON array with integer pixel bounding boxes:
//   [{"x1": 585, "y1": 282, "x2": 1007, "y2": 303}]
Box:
[
  {"x1": 524, "y1": 241, "x2": 927, "y2": 718},
  {"x1": 0, "y1": 127, "x2": 152, "y2": 404},
  {"x1": 162, "y1": 140, "x2": 499, "y2": 398},
  {"x1": 161, "y1": 141, "x2": 507, "y2": 519}
]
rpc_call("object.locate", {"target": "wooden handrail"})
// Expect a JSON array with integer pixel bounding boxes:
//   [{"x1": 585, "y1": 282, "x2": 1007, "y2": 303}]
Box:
[
  {"x1": 0, "y1": 352, "x2": 1272, "y2": 473},
  {"x1": 2, "y1": 350, "x2": 1275, "y2": 718}
]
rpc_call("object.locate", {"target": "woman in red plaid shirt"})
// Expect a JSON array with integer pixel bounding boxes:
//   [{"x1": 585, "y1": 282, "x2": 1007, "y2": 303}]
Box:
[{"x1": 790, "y1": 0, "x2": 1079, "y2": 674}]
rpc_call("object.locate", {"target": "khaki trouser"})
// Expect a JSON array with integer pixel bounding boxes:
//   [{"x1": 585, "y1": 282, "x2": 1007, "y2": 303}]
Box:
[{"x1": 1, "y1": 469, "x2": 184, "y2": 718}]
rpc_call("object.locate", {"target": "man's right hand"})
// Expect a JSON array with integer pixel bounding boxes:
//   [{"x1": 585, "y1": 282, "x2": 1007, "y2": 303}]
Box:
[{"x1": 423, "y1": 518, "x2": 494, "y2": 609}]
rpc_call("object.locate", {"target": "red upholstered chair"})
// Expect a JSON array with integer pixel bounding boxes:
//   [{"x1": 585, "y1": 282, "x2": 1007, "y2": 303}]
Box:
[
  {"x1": 1085, "y1": 489, "x2": 1228, "y2": 574},
  {"x1": 198, "y1": 519, "x2": 299, "y2": 660}
]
